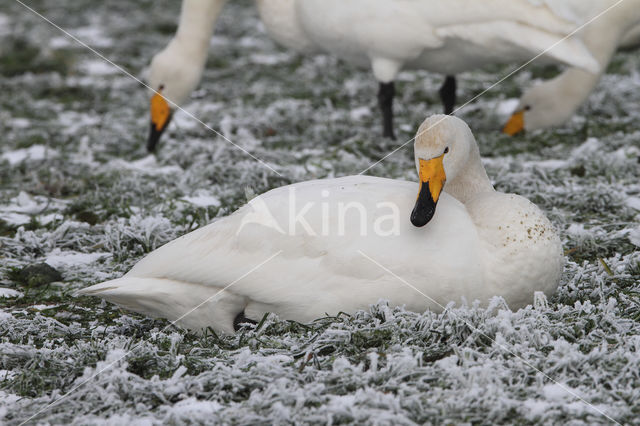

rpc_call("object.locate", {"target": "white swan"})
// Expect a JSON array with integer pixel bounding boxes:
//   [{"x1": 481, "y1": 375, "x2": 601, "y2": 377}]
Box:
[
  {"x1": 81, "y1": 115, "x2": 564, "y2": 334},
  {"x1": 146, "y1": 0, "x2": 601, "y2": 150},
  {"x1": 503, "y1": 0, "x2": 640, "y2": 134},
  {"x1": 620, "y1": 23, "x2": 640, "y2": 48}
]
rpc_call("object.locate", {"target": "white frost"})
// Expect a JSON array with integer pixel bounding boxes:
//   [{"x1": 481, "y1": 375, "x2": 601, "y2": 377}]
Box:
[
  {"x1": 625, "y1": 197, "x2": 640, "y2": 211},
  {"x1": 106, "y1": 155, "x2": 183, "y2": 176},
  {"x1": 0, "y1": 288, "x2": 23, "y2": 298},
  {"x1": 496, "y1": 98, "x2": 520, "y2": 116},
  {"x1": 629, "y1": 228, "x2": 640, "y2": 247},
  {"x1": 182, "y1": 195, "x2": 221, "y2": 208},
  {"x1": 81, "y1": 60, "x2": 119, "y2": 76},
  {"x1": 45, "y1": 249, "x2": 111, "y2": 269},
  {"x1": 1, "y1": 145, "x2": 59, "y2": 165}
]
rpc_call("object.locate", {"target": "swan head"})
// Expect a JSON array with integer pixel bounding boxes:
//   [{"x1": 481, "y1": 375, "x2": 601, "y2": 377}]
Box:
[
  {"x1": 411, "y1": 115, "x2": 473, "y2": 227},
  {"x1": 146, "y1": 44, "x2": 205, "y2": 152},
  {"x1": 503, "y1": 84, "x2": 576, "y2": 135}
]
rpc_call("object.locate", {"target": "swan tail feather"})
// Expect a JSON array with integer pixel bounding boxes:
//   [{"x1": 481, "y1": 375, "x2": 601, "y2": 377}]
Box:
[{"x1": 78, "y1": 277, "x2": 245, "y2": 334}]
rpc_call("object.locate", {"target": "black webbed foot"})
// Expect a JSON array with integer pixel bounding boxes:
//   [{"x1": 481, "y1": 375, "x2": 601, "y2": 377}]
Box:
[{"x1": 233, "y1": 311, "x2": 257, "y2": 332}]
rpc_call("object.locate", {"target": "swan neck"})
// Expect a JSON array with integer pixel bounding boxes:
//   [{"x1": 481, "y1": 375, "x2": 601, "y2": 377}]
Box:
[
  {"x1": 175, "y1": 0, "x2": 228, "y2": 54},
  {"x1": 446, "y1": 149, "x2": 494, "y2": 204},
  {"x1": 531, "y1": 19, "x2": 625, "y2": 118}
]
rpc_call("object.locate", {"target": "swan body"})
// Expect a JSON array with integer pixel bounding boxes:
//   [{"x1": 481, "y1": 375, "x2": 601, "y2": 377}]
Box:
[
  {"x1": 81, "y1": 116, "x2": 563, "y2": 334},
  {"x1": 146, "y1": 0, "x2": 600, "y2": 148},
  {"x1": 503, "y1": 0, "x2": 640, "y2": 134},
  {"x1": 620, "y1": 23, "x2": 640, "y2": 48},
  {"x1": 290, "y1": 0, "x2": 598, "y2": 78}
]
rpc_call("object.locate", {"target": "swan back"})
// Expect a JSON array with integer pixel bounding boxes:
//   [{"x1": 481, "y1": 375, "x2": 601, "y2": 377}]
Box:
[{"x1": 255, "y1": 0, "x2": 316, "y2": 52}]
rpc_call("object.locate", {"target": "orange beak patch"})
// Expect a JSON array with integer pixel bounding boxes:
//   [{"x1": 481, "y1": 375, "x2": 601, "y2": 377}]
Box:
[
  {"x1": 418, "y1": 155, "x2": 446, "y2": 203},
  {"x1": 410, "y1": 154, "x2": 446, "y2": 227},
  {"x1": 503, "y1": 110, "x2": 525, "y2": 136},
  {"x1": 151, "y1": 90, "x2": 171, "y2": 132},
  {"x1": 147, "y1": 88, "x2": 173, "y2": 152}
]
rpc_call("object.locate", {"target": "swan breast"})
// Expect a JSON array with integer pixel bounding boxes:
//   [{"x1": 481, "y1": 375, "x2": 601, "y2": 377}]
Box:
[{"x1": 466, "y1": 192, "x2": 563, "y2": 308}]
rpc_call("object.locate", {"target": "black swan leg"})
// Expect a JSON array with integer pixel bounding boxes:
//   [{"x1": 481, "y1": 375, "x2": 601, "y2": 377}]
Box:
[
  {"x1": 233, "y1": 311, "x2": 257, "y2": 331},
  {"x1": 439, "y1": 75, "x2": 457, "y2": 115},
  {"x1": 378, "y1": 81, "x2": 396, "y2": 140}
]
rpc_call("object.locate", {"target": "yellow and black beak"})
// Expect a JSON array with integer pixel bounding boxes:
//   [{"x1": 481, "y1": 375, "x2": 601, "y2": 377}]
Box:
[
  {"x1": 502, "y1": 109, "x2": 525, "y2": 136},
  {"x1": 147, "y1": 87, "x2": 172, "y2": 153},
  {"x1": 410, "y1": 154, "x2": 446, "y2": 227}
]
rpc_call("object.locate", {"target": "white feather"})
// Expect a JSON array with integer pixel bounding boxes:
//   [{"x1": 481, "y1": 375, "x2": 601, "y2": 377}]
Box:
[
  {"x1": 508, "y1": 0, "x2": 640, "y2": 131},
  {"x1": 149, "y1": 0, "x2": 603, "y2": 106},
  {"x1": 80, "y1": 116, "x2": 564, "y2": 334}
]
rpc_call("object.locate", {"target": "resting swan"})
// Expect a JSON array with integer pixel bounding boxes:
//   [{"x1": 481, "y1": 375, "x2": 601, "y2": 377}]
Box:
[
  {"x1": 503, "y1": 0, "x2": 640, "y2": 134},
  {"x1": 146, "y1": 0, "x2": 600, "y2": 150},
  {"x1": 81, "y1": 115, "x2": 564, "y2": 334}
]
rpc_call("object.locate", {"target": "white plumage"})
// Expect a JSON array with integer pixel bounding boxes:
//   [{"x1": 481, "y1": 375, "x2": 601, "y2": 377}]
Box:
[
  {"x1": 151, "y1": 0, "x2": 601, "y2": 102},
  {"x1": 80, "y1": 115, "x2": 564, "y2": 334},
  {"x1": 505, "y1": 0, "x2": 640, "y2": 132},
  {"x1": 147, "y1": 0, "x2": 601, "y2": 141}
]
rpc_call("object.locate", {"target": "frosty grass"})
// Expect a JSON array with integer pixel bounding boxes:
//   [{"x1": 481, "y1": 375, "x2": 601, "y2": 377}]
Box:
[{"x1": 1, "y1": 0, "x2": 640, "y2": 424}]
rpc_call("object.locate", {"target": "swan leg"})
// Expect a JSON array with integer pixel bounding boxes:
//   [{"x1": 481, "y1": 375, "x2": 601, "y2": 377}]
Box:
[
  {"x1": 439, "y1": 75, "x2": 456, "y2": 115},
  {"x1": 233, "y1": 311, "x2": 257, "y2": 331},
  {"x1": 378, "y1": 81, "x2": 396, "y2": 140}
]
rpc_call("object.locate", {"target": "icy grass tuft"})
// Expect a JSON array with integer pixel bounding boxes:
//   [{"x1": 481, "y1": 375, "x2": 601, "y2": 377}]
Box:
[{"x1": 0, "y1": 0, "x2": 639, "y2": 424}]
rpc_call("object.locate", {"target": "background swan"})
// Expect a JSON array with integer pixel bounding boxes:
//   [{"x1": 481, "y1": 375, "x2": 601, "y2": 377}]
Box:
[
  {"x1": 80, "y1": 115, "x2": 563, "y2": 334},
  {"x1": 503, "y1": 0, "x2": 640, "y2": 134},
  {"x1": 145, "y1": 0, "x2": 600, "y2": 150}
]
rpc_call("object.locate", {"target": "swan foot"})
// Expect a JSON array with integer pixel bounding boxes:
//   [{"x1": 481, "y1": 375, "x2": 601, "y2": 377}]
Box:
[
  {"x1": 378, "y1": 81, "x2": 396, "y2": 140},
  {"x1": 233, "y1": 311, "x2": 257, "y2": 331},
  {"x1": 439, "y1": 75, "x2": 456, "y2": 115}
]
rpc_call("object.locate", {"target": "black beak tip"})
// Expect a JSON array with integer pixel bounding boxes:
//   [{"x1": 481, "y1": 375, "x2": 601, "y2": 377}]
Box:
[
  {"x1": 147, "y1": 114, "x2": 172, "y2": 153},
  {"x1": 147, "y1": 123, "x2": 163, "y2": 153},
  {"x1": 410, "y1": 181, "x2": 438, "y2": 228},
  {"x1": 410, "y1": 207, "x2": 435, "y2": 228}
]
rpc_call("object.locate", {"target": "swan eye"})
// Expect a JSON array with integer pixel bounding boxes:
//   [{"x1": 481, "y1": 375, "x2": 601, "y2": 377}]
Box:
[
  {"x1": 524, "y1": 105, "x2": 531, "y2": 111},
  {"x1": 444, "y1": 147, "x2": 449, "y2": 154}
]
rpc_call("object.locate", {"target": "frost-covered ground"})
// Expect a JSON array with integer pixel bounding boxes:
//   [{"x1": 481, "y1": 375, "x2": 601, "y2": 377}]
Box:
[{"x1": 1, "y1": 0, "x2": 640, "y2": 424}]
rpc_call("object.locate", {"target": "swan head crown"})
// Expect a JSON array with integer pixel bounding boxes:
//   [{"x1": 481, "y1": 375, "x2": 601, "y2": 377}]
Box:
[
  {"x1": 411, "y1": 115, "x2": 491, "y2": 227},
  {"x1": 146, "y1": 42, "x2": 206, "y2": 152},
  {"x1": 503, "y1": 82, "x2": 579, "y2": 135},
  {"x1": 410, "y1": 115, "x2": 472, "y2": 227},
  {"x1": 149, "y1": 45, "x2": 204, "y2": 108},
  {"x1": 414, "y1": 114, "x2": 473, "y2": 182}
]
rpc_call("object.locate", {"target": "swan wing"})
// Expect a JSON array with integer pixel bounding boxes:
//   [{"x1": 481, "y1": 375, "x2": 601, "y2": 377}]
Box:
[
  {"x1": 526, "y1": 0, "x2": 612, "y2": 24},
  {"x1": 297, "y1": 0, "x2": 599, "y2": 72},
  {"x1": 434, "y1": 20, "x2": 599, "y2": 72},
  {"x1": 80, "y1": 177, "x2": 483, "y2": 331}
]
